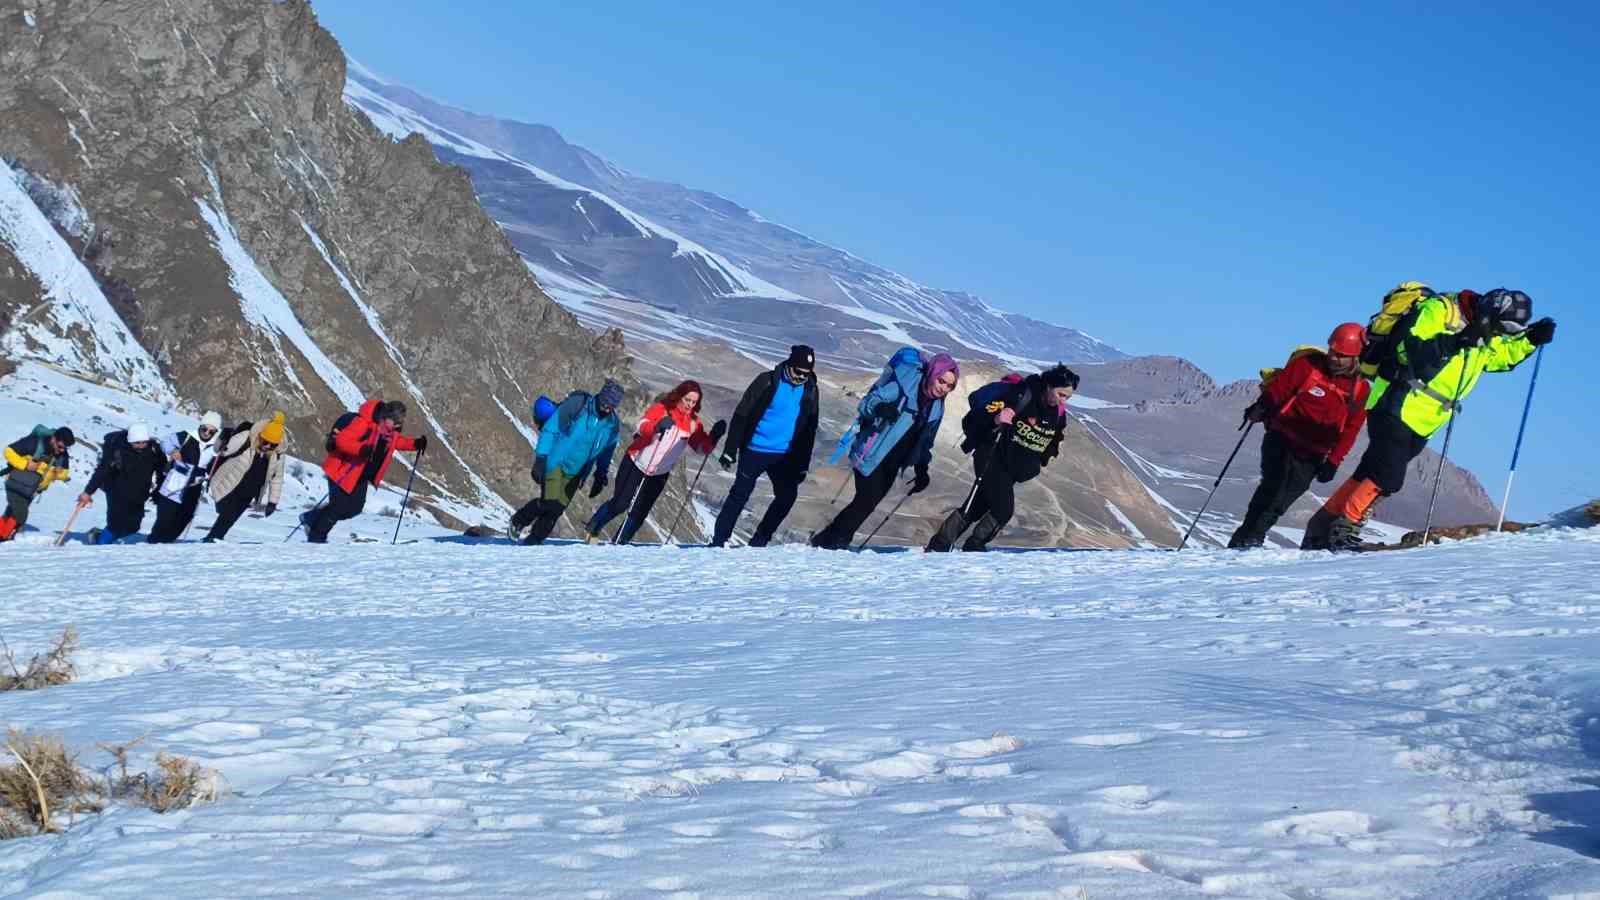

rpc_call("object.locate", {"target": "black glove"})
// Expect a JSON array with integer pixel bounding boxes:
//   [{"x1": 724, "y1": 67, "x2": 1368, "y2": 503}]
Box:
[
  {"x1": 589, "y1": 472, "x2": 608, "y2": 498},
  {"x1": 1242, "y1": 401, "x2": 1267, "y2": 429},
  {"x1": 1526, "y1": 317, "x2": 1555, "y2": 346},
  {"x1": 719, "y1": 449, "x2": 737, "y2": 470},
  {"x1": 910, "y1": 466, "x2": 930, "y2": 495},
  {"x1": 263, "y1": 502, "x2": 278, "y2": 518},
  {"x1": 1316, "y1": 461, "x2": 1338, "y2": 483},
  {"x1": 871, "y1": 401, "x2": 899, "y2": 421},
  {"x1": 709, "y1": 419, "x2": 728, "y2": 444},
  {"x1": 413, "y1": 435, "x2": 428, "y2": 454},
  {"x1": 532, "y1": 456, "x2": 547, "y2": 484}
]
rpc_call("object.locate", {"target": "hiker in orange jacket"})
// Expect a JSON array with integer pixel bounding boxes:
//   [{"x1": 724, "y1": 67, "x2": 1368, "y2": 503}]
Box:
[{"x1": 303, "y1": 400, "x2": 426, "y2": 543}]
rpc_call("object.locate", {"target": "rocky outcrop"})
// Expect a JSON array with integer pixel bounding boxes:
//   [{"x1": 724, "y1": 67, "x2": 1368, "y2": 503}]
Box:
[{"x1": 0, "y1": 0, "x2": 628, "y2": 521}]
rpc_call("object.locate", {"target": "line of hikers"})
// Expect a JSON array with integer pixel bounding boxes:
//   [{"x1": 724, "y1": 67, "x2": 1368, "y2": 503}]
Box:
[{"x1": 0, "y1": 282, "x2": 1556, "y2": 551}]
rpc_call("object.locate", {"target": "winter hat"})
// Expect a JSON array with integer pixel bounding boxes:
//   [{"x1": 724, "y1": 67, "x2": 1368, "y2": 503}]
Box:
[
  {"x1": 52, "y1": 427, "x2": 75, "y2": 447},
  {"x1": 1041, "y1": 365, "x2": 1080, "y2": 391},
  {"x1": 596, "y1": 379, "x2": 625, "y2": 410},
  {"x1": 785, "y1": 345, "x2": 816, "y2": 373},
  {"x1": 126, "y1": 422, "x2": 152, "y2": 444},
  {"x1": 376, "y1": 400, "x2": 408, "y2": 423},
  {"x1": 200, "y1": 411, "x2": 223, "y2": 431},
  {"x1": 922, "y1": 353, "x2": 960, "y2": 396},
  {"x1": 259, "y1": 412, "x2": 286, "y2": 445}
]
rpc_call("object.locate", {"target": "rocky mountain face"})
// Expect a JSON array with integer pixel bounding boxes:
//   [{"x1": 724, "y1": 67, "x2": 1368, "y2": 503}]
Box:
[{"x1": 0, "y1": 0, "x2": 629, "y2": 524}]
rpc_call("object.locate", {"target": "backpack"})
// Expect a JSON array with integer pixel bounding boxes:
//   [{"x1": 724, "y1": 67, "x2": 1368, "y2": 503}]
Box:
[
  {"x1": 324, "y1": 412, "x2": 357, "y2": 452},
  {"x1": 1259, "y1": 345, "x2": 1325, "y2": 384},
  {"x1": 532, "y1": 395, "x2": 559, "y2": 427},
  {"x1": 828, "y1": 348, "x2": 926, "y2": 464},
  {"x1": 1359, "y1": 281, "x2": 1465, "y2": 378},
  {"x1": 0, "y1": 426, "x2": 51, "y2": 477}
]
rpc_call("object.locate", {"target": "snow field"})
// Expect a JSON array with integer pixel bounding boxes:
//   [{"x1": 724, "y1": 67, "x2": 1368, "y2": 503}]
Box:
[{"x1": 1, "y1": 526, "x2": 1597, "y2": 897}]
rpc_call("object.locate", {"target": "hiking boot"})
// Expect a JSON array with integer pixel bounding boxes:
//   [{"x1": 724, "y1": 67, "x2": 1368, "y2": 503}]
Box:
[
  {"x1": 584, "y1": 532, "x2": 602, "y2": 545},
  {"x1": 1327, "y1": 517, "x2": 1364, "y2": 552}
]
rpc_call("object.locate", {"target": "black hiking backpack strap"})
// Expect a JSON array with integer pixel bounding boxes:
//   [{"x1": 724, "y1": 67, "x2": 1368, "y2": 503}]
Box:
[
  {"x1": 211, "y1": 422, "x2": 256, "y2": 474},
  {"x1": 326, "y1": 412, "x2": 358, "y2": 452}
]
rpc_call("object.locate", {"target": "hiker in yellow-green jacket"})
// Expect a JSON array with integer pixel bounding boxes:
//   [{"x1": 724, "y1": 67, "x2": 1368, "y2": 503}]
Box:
[{"x1": 1303, "y1": 288, "x2": 1555, "y2": 550}]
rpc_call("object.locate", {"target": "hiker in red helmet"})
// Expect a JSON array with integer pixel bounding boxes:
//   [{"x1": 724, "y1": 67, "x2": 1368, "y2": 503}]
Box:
[{"x1": 1229, "y1": 323, "x2": 1371, "y2": 548}]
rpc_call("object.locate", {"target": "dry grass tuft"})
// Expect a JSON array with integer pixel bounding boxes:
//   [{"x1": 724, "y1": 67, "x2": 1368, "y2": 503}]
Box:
[
  {"x1": 0, "y1": 730, "x2": 98, "y2": 836},
  {"x1": 0, "y1": 730, "x2": 223, "y2": 840},
  {"x1": 0, "y1": 626, "x2": 78, "y2": 692}
]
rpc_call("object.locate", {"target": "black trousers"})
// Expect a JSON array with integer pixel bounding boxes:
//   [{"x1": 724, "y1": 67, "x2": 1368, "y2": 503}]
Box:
[
  {"x1": 1353, "y1": 410, "x2": 1429, "y2": 495},
  {"x1": 205, "y1": 485, "x2": 257, "y2": 542},
  {"x1": 149, "y1": 485, "x2": 203, "y2": 543},
  {"x1": 587, "y1": 456, "x2": 668, "y2": 544},
  {"x1": 1229, "y1": 430, "x2": 1320, "y2": 548},
  {"x1": 307, "y1": 478, "x2": 367, "y2": 543},
  {"x1": 4, "y1": 487, "x2": 33, "y2": 532},
  {"x1": 711, "y1": 450, "x2": 800, "y2": 547},
  {"x1": 928, "y1": 446, "x2": 1016, "y2": 552},
  {"x1": 812, "y1": 463, "x2": 902, "y2": 550}
]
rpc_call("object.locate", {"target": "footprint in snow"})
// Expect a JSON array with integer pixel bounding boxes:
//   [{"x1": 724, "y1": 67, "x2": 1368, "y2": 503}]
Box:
[{"x1": 1068, "y1": 731, "x2": 1154, "y2": 747}]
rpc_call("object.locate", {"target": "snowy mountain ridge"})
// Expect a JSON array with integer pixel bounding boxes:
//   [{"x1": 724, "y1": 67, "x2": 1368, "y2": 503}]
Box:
[{"x1": 341, "y1": 63, "x2": 1123, "y2": 372}]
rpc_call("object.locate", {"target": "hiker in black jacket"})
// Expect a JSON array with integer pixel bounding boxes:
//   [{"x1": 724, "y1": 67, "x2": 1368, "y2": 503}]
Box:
[
  {"x1": 79, "y1": 423, "x2": 167, "y2": 544},
  {"x1": 148, "y1": 411, "x2": 223, "y2": 543},
  {"x1": 711, "y1": 345, "x2": 820, "y2": 547},
  {"x1": 927, "y1": 365, "x2": 1077, "y2": 552}
]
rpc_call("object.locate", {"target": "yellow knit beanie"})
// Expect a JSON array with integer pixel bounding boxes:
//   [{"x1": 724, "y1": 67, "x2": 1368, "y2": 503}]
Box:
[{"x1": 259, "y1": 412, "x2": 286, "y2": 445}]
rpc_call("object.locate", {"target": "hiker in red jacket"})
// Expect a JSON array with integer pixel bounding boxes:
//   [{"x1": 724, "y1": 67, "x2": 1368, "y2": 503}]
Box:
[
  {"x1": 304, "y1": 399, "x2": 427, "y2": 543},
  {"x1": 1229, "y1": 323, "x2": 1370, "y2": 548}
]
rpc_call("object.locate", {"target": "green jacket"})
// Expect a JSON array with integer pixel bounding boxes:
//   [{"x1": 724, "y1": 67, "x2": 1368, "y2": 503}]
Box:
[{"x1": 1367, "y1": 295, "x2": 1536, "y2": 438}]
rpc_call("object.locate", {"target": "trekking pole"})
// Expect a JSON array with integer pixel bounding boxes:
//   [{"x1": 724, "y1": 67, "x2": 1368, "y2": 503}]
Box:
[
  {"x1": 1496, "y1": 346, "x2": 1544, "y2": 531},
  {"x1": 1421, "y1": 361, "x2": 1473, "y2": 546},
  {"x1": 55, "y1": 498, "x2": 87, "y2": 547},
  {"x1": 1178, "y1": 421, "x2": 1254, "y2": 550},
  {"x1": 664, "y1": 452, "x2": 712, "y2": 544},
  {"x1": 958, "y1": 430, "x2": 1007, "y2": 520},
  {"x1": 392, "y1": 445, "x2": 426, "y2": 545},
  {"x1": 285, "y1": 490, "x2": 329, "y2": 542},
  {"x1": 854, "y1": 482, "x2": 915, "y2": 551}
]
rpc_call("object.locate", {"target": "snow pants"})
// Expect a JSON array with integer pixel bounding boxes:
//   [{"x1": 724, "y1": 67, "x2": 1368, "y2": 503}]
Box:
[
  {"x1": 587, "y1": 456, "x2": 668, "y2": 545},
  {"x1": 928, "y1": 446, "x2": 1016, "y2": 552},
  {"x1": 149, "y1": 485, "x2": 203, "y2": 543},
  {"x1": 205, "y1": 483, "x2": 259, "y2": 542},
  {"x1": 1352, "y1": 410, "x2": 1429, "y2": 495},
  {"x1": 711, "y1": 450, "x2": 800, "y2": 548},
  {"x1": 307, "y1": 478, "x2": 367, "y2": 543},
  {"x1": 811, "y1": 462, "x2": 902, "y2": 550},
  {"x1": 514, "y1": 468, "x2": 578, "y2": 546},
  {"x1": 1229, "y1": 430, "x2": 1319, "y2": 549},
  {"x1": 101, "y1": 491, "x2": 148, "y2": 540}
]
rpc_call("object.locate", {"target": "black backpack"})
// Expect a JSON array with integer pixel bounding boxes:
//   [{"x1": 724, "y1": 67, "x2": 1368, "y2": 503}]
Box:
[{"x1": 324, "y1": 412, "x2": 358, "y2": 452}]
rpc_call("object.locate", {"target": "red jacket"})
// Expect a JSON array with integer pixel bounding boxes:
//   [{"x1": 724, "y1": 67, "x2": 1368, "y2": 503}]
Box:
[
  {"x1": 1259, "y1": 353, "x2": 1369, "y2": 466},
  {"x1": 321, "y1": 399, "x2": 419, "y2": 493}
]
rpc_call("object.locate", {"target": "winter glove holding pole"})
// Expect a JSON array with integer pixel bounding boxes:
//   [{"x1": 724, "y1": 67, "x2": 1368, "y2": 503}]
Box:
[
  {"x1": 719, "y1": 448, "x2": 738, "y2": 470},
  {"x1": 413, "y1": 435, "x2": 428, "y2": 454},
  {"x1": 1526, "y1": 317, "x2": 1556, "y2": 346},
  {"x1": 910, "y1": 465, "x2": 931, "y2": 495},
  {"x1": 589, "y1": 471, "x2": 609, "y2": 499},
  {"x1": 1316, "y1": 461, "x2": 1338, "y2": 483},
  {"x1": 532, "y1": 455, "x2": 547, "y2": 484},
  {"x1": 1241, "y1": 401, "x2": 1267, "y2": 429},
  {"x1": 709, "y1": 419, "x2": 728, "y2": 446}
]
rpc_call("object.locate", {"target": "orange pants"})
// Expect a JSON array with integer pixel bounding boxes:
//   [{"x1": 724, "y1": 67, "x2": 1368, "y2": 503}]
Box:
[{"x1": 1321, "y1": 477, "x2": 1382, "y2": 523}]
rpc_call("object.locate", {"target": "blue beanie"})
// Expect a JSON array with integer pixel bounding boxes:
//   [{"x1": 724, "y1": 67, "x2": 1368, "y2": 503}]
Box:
[{"x1": 596, "y1": 379, "x2": 625, "y2": 409}]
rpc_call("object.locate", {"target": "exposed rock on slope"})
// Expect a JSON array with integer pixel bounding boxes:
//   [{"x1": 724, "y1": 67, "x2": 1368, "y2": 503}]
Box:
[{"x1": 0, "y1": 0, "x2": 626, "y2": 522}]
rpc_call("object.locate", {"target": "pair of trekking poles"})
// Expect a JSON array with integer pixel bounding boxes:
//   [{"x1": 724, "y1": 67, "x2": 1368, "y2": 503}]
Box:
[{"x1": 1179, "y1": 346, "x2": 1545, "y2": 550}]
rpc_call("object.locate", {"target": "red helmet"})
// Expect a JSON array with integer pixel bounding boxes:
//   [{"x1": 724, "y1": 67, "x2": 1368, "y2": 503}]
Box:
[{"x1": 1328, "y1": 322, "x2": 1366, "y2": 356}]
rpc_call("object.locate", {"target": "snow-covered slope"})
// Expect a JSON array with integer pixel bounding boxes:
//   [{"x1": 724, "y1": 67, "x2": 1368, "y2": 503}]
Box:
[
  {"x1": 3, "y1": 469, "x2": 1597, "y2": 895},
  {"x1": 342, "y1": 65, "x2": 1123, "y2": 371}
]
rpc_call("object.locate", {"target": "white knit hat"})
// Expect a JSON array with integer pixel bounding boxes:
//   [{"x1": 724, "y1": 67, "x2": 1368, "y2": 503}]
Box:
[
  {"x1": 126, "y1": 422, "x2": 151, "y2": 443},
  {"x1": 200, "y1": 411, "x2": 222, "y2": 430}
]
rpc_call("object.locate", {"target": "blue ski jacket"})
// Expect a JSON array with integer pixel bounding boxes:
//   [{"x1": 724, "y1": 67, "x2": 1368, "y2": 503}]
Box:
[
  {"x1": 535, "y1": 392, "x2": 620, "y2": 482},
  {"x1": 847, "y1": 347, "x2": 945, "y2": 477}
]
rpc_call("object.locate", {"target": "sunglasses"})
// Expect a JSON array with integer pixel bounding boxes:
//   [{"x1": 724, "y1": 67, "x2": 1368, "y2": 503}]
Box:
[
  {"x1": 198, "y1": 426, "x2": 218, "y2": 437},
  {"x1": 257, "y1": 439, "x2": 279, "y2": 450}
]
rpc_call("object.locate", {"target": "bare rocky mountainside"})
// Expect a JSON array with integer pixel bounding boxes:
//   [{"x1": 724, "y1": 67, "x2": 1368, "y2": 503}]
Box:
[
  {"x1": 0, "y1": 0, "x2": 627, "y2": 524},
  {"x1": 0, "y1": 0, "x2": 1498, "y2": 545}
]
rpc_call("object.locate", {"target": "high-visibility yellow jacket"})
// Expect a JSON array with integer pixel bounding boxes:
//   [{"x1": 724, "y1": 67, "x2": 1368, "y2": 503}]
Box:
[
  {"x1": 3, "y1": 427, "x2": 71, "y2": 498},
  {"x1": 1367, "y1": 296, "x2": 1537, "y2": 438}
]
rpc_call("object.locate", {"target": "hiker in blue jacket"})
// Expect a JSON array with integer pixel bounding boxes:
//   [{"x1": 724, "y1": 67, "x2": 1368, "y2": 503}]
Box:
[
  {"x1": 512, "y1": 379, "x2": 623, "y2": 545},
  {"x1": 711, "y1": 345, "x2": 820, "y2": 547},
  {"x1": 811, "y1": 349, "x2": 960, "y2": 550}
]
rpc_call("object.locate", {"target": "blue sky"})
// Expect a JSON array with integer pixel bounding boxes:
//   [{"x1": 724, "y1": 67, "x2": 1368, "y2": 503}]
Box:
[{"x1": 318, "y1": 1, "x2": 1597, "y2": 518}]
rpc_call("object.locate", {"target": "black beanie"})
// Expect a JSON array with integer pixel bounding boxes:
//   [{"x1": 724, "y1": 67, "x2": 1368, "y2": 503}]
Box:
[
  {"x1": 1042, "y1": 365, "x2": 1080, "y2": 390},
  {"x1": 786, "y1": 345, "x2": 816, "y2": 372},
  {"x1": 378, "y1": 401, "x2": 408, "y2": 422}
]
